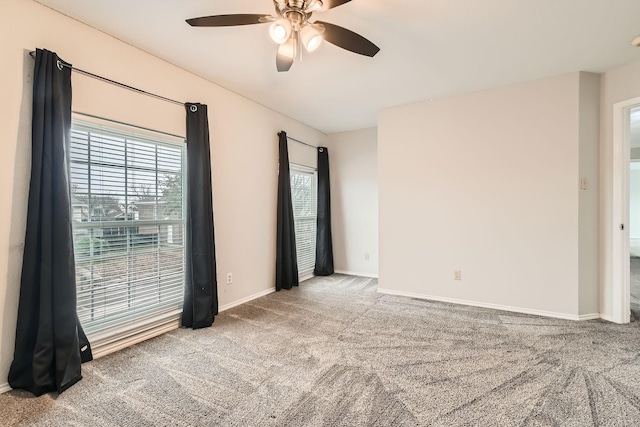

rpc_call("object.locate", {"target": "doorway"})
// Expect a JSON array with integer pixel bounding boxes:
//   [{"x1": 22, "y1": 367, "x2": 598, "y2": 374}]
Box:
[
  {"x1": 629, "y1": 107, "x2": 640, "y2": 320},
  {"x1": 612, "y1": 98, "x2": 640, "y2": 324}
]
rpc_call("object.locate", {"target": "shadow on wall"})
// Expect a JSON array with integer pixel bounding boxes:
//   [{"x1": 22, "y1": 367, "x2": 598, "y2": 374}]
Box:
[{"x1": 1, "y1": 50, "x2": 35, "y2": 384}]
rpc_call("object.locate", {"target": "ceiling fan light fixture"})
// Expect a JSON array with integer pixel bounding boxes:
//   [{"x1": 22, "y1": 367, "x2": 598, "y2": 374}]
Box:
[
  {"x1": 185, "y1": 0, "x2": 380, "y2": 72},
  {"x1": 275, "y1": 0, "x2": 288, "y2": 8},
  {"x1": 270, "y1": 19, "x2": 292, "y2": 44},
  {"x1": 305, "y1": 0, "x2": 324, "y2": 13},
  {"x1": 632, "y1": 35, "x2": 640, "y2": 47},
  {"x1": 301, "y1": 24, "x2": 325, "y2": 52}
]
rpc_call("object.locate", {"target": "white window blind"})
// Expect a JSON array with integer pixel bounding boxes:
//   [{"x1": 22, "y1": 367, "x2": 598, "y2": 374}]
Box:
[
  {"x1": 69, "y1": 119, "x2": 186, "y2": 342},
  {"x1": 290, "y1": 166, "x2": 317, "y2": 278}
]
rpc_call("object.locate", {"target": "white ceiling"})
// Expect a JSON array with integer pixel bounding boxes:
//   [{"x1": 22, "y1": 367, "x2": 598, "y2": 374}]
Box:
[{"x1": 35, "y1": 0, "x2": 640, "y2": 134}]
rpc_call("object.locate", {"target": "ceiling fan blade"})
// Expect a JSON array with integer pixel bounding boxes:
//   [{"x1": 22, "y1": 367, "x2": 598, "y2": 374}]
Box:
[
  {"x1": 314, "y1": 21, "x2": 380, "y2": 57},
  {"x1": 276, "y1": 39, "x2": 295, "y2": 72},
  {"x1": 186, "y1": 14, "x2": 270, "y2": 27},
  {"x1": 323, "y1": 0, "x2": 353, "y2": 10}
]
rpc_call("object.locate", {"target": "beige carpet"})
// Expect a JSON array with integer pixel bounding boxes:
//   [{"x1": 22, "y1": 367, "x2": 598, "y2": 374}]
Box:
[{"x1": 2, "y1": 274, "x2": 640, "y2": 426}]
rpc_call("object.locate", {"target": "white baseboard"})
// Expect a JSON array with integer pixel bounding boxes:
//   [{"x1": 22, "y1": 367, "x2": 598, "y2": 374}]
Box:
[
  {"x1": 377, "y1": 288, "x2": 601, "y2": 322},
  {"x1": 0, "y1": 382, "x2": 11, "y2": 394},
  {"x1": 599, "y1": 313, "x2": 618, "y2": 323},
  {"x1": 578, "y1": 313, "x2": 601, "y2": 321},
  {"x1": 334, "y1": 270, "x2": 378, "y2": 279},
  {"x1": 219, "y1": 287, "x2": 276, "y2": 312},
  {"x1": 600, "y1": 313, "x2": 613, "y2": 322}
]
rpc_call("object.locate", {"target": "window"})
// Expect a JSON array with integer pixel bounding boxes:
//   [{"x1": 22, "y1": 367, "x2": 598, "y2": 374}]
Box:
[
  {"x1": 69, "y1": 119, "x2": 186, "y2": 342},
  {"x1": 290, "y1": 166, "x2": 317, "y2": 278}
]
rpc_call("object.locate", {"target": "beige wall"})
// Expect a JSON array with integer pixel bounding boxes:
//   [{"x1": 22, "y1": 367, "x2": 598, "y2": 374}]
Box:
[
  {"x1": 578, "y1": 72, "x2": 601, "y2": 316},
  {"x1": 324, "y1": 128, "x2": 378, "y2": 277},
  {"x1": 288, "y1": 138, "x2": 318, "y2": 169},
  {"x1": 599, "y1": 59, "x2": 640, "y2": 320},
  {"x1": 378, "y1": 72, "x2": 600, "y2": 319},
  {"x1": 0, "y1": 0, "x2": 325, "y2": 390}
]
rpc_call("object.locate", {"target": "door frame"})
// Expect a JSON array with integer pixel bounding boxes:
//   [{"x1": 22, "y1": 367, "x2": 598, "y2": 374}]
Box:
[{"x1": 611, "y1": 97, "x2": 640, "y2": 324}]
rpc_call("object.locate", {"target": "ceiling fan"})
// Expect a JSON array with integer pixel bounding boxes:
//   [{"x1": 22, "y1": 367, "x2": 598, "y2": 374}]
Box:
[{"x1": 186, "y1": 0, "x2": 380, "y2": 72}]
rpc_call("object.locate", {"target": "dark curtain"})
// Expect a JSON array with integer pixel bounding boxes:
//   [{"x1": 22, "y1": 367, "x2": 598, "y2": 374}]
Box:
[
  {"x1": 182, "y1": 103, "x2": 218, "y2": 329},
  {"x1": 314, "y1": 147, "x2": 334, "y2": 275},
  {"x1": 9, "y1": 49, "x2": 92, "y2": 396},
  {"x1": 276, "y1": 131, "x2": 299, "y2": 290}
]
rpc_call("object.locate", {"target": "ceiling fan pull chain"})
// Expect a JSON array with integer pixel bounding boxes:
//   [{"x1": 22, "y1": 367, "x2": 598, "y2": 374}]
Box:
[{"x1": 298, "y1": 32, "x2": 303, "y2": 62}]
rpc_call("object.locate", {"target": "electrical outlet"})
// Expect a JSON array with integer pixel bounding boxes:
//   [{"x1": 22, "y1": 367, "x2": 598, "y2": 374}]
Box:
[
  {"x1": 454, "y1": 270, "x2": 462, "y2": 281},
  {"x1": 226, "y1": 273, "x2": 233, "y2": 285}
]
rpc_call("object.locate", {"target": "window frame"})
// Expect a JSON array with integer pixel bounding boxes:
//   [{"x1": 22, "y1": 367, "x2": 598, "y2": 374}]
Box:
[
  {"x1": 289, "y1": 163, "x2": 318, "y2": 280},
  {"x1": 69, "y1": 115, "x2": 187, "y2": 357}
]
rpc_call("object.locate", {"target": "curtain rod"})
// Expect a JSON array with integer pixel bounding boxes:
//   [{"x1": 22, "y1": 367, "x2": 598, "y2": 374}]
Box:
[
  {"x1": 287, "y1": 136, "x2": 317, "y2": 149},
  {"x1": 29, "y1": 50, "x2": 184, "y2": 107}
]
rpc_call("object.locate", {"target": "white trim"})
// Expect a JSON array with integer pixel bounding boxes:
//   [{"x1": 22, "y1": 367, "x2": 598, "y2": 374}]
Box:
[
  {"x1": 578, "y1": 313, "x2": 601, "y2": 321},
  {"x1": 334, "y1": 270, "x2": 379, "y2": 279},
  {"x1": 0, "y1": 383, "x2": 11, "y2": 394},
  {"x1": 600, "y1": 313, "x2": 616, "y2": 323},
  {"x1": 90, "y1": 312, "x2": 181, "y2": 359},
  {"x1": 72, "y1": 112, "x2": 186, "y2": 142},
  {"x1": 289, "y1": 163, "x2": 317, "y2": 173},
  {"x1": 219, "y1": 288, "x2": 276, "y2": 312},
  {"x1": 299, "y1": 274, "x2": 315, "y2": 282},
  {"x1": 377, "y1": 288, "x2": 600, "y2": 321},
  {"x1": 611, "y1": 97, "x2": 640, "y2": 324}
]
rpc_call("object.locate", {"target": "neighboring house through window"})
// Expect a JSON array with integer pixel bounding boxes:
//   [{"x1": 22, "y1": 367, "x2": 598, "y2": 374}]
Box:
[{"x1": 69, "y1": 118, "x2": 186, "y2": 348}]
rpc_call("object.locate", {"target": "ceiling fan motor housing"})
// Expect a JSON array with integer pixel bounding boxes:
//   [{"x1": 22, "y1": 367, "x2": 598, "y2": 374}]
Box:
[
  {"x1": 186, "y1": 0, "x2": 379, "y2": 72},
  {"x1": 284, "y1": 10, "x2": 305, "y2": 29}
]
